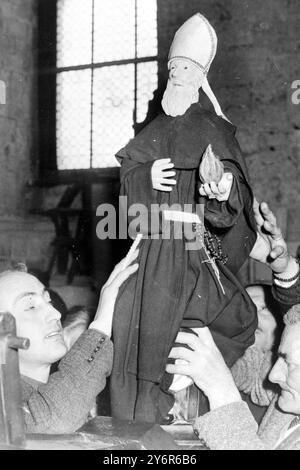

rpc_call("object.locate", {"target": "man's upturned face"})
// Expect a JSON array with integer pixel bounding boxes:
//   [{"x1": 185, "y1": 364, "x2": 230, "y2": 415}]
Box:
[
  {"x1": 269, "y1": 322, "x2": 300, "y2": 414},
  {"x1": 161, "y1": 59, "x2": 205, "y2": 117},
  {"x1": 0, "y1": 272, "x2": 67, "y2": 369},
  {"x1": 246, "y1": 286, "x2": 277, "y2": 351}
]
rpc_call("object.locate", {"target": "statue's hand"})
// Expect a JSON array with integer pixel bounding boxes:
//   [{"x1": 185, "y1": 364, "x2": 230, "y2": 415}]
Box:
[
  {"x1": 199, "y1": 172, "x2": 233, "y2": 201},
  {"x1": 151, "y1": 158, "x2": 176, "y2": 192}
]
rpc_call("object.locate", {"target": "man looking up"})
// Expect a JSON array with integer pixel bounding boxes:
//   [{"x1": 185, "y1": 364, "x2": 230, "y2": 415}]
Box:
[{"x1": 0, "y1": 251, "x2": 138, "y2": 434}]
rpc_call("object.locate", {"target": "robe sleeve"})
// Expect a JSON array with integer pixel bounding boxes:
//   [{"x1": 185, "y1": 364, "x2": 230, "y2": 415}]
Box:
[
  {"x1": 202, "y1": 160, "x2": 253, "y2": 230},
  {"x1": 119, "y1": 157, "x2": 171, "y2": 236},
  {"x1": 120, "y1": 158, "x2": 157, "y2": 207},
  {"x1": 200, "y1": 160, "x2": 256, "y2": 273}
]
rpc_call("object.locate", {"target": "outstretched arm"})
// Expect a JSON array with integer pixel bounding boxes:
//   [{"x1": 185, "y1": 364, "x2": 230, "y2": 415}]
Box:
[
  {"x1": 250, "y1": 200, "x2": 292, "y2": 274},
  {"x1": 166, "y1": 329, "x2": 268, "y2": 450},
  {"x1": 250, "y1": 201, "x2": 300, "y2": 308},
  {"x1": 89, "y1": 246, "x2": 139, "y2": 337},
  {"x1": 23, "y1": 251, "x2": 139, "y2": 434}
]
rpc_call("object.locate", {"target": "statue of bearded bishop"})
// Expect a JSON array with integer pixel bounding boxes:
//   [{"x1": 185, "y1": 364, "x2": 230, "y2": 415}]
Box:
[{"x1": 110, "y1": 13, "x2": 258, "y2": 423}]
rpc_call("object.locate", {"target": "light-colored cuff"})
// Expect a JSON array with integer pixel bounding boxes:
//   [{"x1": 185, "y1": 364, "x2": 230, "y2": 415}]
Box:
[
  {"x1": 273, "y1": 277, "x2": 298, "y2": 289},
  {"x1": 273, "y1": 257, "x2": 299, "y2": 288}
]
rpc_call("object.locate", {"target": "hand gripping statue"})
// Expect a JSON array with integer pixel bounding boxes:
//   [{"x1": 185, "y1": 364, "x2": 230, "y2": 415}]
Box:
[{"x1": 110, "y1": 13, "x2": 258, "y2": 423}]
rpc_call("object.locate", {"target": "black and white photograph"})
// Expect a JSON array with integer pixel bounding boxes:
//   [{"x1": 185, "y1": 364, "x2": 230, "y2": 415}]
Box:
[{"x1": 1, "y1": 0, "x2": 300, "y2": 453}]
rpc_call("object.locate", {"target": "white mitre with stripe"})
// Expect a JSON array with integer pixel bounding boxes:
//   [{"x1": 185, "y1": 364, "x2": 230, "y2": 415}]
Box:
[{"x1": 168, "y1": 13, "x2": 229, "y2": 122}]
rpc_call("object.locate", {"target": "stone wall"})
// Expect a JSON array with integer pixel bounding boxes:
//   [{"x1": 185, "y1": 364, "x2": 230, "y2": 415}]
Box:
[
  {"x1": 0, "y1": 0, "x2": 53, "y2": 271},
  {"x1": 157, "y1": 0, "x2": 300, "y2": 252},
  {"x1": 0, "y1": 0, "x2": 37, "y2": 216}
]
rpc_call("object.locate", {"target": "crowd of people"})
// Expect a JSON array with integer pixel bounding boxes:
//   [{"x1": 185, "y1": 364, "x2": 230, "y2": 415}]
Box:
[{"x1": 3, "y1": 200, "x2": 300, "y2": 449}]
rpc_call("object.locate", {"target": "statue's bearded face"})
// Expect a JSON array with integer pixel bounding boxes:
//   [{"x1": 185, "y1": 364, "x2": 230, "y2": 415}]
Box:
[{"x1": 162, "y1": 59, "x2": 205, "y2": 117}]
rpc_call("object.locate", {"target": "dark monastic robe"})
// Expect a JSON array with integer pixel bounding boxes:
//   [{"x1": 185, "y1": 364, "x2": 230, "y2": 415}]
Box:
[{"x1": 110, "y1": 100, "x2": 258, "y2": 423}]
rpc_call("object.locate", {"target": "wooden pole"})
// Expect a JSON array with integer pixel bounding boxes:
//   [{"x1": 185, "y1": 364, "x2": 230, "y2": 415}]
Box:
[{"x1": 0, "y1": 313, "x2": 29, "y2": 447}]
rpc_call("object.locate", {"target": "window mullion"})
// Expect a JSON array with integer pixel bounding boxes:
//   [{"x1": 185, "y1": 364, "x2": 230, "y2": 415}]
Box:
[
  {"x1": 133, "y1": 0, "x2": 138, "y2": 133},
  {"x1": 54, "y1": 0, "x2": 158, "y2": 172},
  {"x1": 90, "y1": 0, "x2": 95, "y2": 169}
]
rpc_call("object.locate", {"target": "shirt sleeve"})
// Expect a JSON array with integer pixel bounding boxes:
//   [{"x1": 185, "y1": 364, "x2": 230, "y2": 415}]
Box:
[
  {"x1": 272, "y1": 277, "x2": 300, "y2": 313},
  {"x1": 22, "y1": 329, "x2": 113, "y2": 434}
]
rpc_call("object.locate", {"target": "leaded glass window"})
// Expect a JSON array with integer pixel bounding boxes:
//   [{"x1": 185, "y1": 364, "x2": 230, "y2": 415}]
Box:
[{"x1": 56, "y1": 0, "x2": 158, "y2": 170}]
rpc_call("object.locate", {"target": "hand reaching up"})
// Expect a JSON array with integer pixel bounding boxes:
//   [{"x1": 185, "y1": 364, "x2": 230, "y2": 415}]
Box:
[
  {"x1": 166, "y1": 328, "x2": 241, "y2": 410},
  {"x1": 250, "y1": 200, "x2": 290, "y2": 274},
  {"x1": 91, "y1": 248, "x2": 139, "y2": 337}
]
